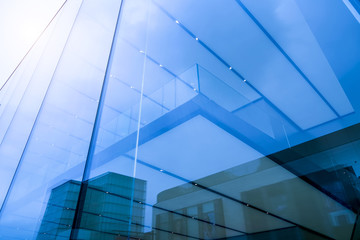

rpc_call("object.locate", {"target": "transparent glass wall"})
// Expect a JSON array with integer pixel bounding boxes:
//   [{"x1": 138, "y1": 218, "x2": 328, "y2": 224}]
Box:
[
  {"x1": 1, "y1": 0, "x2": 360, "y2": 239},
  {"x1": 0, "y1": 0, "x2": 121, "y2": 239},
  {"x1": 70, "y1": 0, "x2": 360, "y2": 239}
]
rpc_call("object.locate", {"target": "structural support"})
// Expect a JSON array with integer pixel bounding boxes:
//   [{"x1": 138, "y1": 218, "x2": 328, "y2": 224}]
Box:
[{"x1": 70, "y1": 0, "x2": 125, "y2": 238}]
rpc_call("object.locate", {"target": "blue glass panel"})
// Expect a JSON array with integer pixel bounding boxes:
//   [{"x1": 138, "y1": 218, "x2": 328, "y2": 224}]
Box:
[
  {"x1": 0, "y1": 0, "x2": 121, "y2": 239},
  {"x1": 1, "y1": 0, "x2": 360, "y2": 239}
]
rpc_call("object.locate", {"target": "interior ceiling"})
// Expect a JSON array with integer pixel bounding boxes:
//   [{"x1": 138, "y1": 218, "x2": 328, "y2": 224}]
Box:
[{"x1": 106, "y1": 0, "x2": 353, "y2": 132}]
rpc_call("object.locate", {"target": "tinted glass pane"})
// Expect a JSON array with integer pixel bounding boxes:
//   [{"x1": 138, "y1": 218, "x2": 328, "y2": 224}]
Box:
[{"x1": 1, "y1": 0, "x2": 360, "y2": 240}]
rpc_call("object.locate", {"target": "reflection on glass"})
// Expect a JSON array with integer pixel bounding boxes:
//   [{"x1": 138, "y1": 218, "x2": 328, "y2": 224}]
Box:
[
  {"x1": 80, "y1": 0, "x2": 360, "y2": 239},
  {"x1": 1, "y1": 0, "x2": 360, "y2": 239},
  {"x1": 38, "y1": 173, "x2": 146, "y2": 239}
]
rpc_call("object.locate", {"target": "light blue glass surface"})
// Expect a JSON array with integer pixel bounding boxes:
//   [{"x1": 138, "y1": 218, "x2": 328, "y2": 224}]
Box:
[
  {"x1": 1, "y1": 0, "x2": 360, "y2": 239},
  {"x1": 0, "y1": 0, "x2": 121, "y2": 238}
]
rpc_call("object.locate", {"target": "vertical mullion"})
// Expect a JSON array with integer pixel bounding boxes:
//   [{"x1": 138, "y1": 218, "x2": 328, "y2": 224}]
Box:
[{"x1": 69, "y1": 0, "x2": 125, "y2": 238}]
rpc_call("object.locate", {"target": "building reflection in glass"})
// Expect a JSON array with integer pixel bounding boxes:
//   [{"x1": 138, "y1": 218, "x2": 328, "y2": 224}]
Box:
[
  {"x1": 1, "y1": 0, "x2": 360, "y2": 239},
  {"x1": 37, "y1": 172, "x2": 146, "y2": 239}
]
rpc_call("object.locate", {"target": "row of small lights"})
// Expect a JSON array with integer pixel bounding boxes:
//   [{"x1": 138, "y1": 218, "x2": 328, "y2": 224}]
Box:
[
  {"x1": 157, "y1": 167, "x2": 269, "y2": 215},
  {"x1": 175, "y1": 20, "x2": 248, "y2": 83},
  {"x1": 138, "y1": 48, "x2": 197, "y2": 92},
  {"x1": 43, "y1": 180, "x2": 269, "y2": 239},
  {"x1": 137, "y1": 19, "x2": 248, "y2": 85}
]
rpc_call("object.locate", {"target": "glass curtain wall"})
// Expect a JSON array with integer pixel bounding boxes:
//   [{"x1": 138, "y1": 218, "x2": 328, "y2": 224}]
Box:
[
  {"x1": 1, "y1": 0, "x2": 360, "y2": 239},
  {"x1": 0, "y1": 0, "x2": 121, "y2": 239},
  {"x1": 70, "y1": 0, "x2": 360, "y2": 239}
]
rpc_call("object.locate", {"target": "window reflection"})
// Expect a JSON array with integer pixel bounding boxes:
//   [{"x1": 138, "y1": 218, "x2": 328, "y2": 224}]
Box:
[{"x1": 1, "y1": 0, "x2": 360, "y2": 239}]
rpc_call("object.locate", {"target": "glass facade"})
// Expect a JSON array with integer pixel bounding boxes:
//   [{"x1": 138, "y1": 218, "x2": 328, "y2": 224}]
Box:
[{"x1": 1, "y1": 0, "x2": 360, "y2": 239}]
